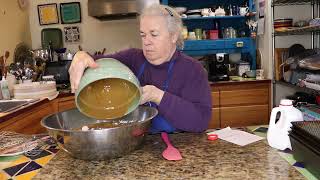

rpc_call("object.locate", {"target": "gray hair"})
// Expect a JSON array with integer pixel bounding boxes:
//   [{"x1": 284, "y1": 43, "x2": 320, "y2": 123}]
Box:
[{"x1": 140, "y1": 4, "x2": 184, "y2": 49}]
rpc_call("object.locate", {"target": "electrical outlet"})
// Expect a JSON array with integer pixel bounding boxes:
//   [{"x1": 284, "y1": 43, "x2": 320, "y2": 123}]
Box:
[{"x1": 236, "y1": 41, "x2": 244, "y2": 48}]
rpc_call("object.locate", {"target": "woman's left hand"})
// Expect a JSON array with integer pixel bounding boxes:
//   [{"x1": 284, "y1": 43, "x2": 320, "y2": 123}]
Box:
[{"x1": 140, "y1": 85, "x2": 164, "y2": 105}]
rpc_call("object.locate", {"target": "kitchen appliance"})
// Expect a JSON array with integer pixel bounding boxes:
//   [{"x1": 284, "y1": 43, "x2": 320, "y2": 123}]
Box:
[
  {"x1": 208, "y1": 53, "x2": 230, "y2": 81},
  {"x1": 44, "y1": 60, "x2": 71, "y2": 84},
  {"x1": 88, "y1": 0, "x2": 159, "y2": 20},
  {"x1": 40, "y1": 106, "x2": 158, "y2": 160},
  {"x1": 267, "y1": 99, "x2": 303, "y2": 150}
]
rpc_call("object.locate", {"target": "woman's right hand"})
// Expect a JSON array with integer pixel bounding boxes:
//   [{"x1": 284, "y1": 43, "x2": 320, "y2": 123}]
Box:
[{"x1": 68, "y1": 51, "x2": 98, "y2": 93}]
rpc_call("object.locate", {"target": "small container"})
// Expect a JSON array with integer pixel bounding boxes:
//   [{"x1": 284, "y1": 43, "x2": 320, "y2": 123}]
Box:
[
  {"x1": 194, "y1": 28, "x2": 202, "y2": 40},
  {"x1": 209, "y1": 30, "x2": 219, "y2": 40},
  {"x1": 182, "y1": 26, "x2": 188, "y2": 40},
  {"x1": 1, "y1": 77, "x2": 11, "y2": 100},
  {"x1": 237, "y1": 62, "x2": 250, "y2": 76},
  {"x1": 256, "y1": 69, "x2": 264, "y2": 80},
  {"x1": 188, "y1": 32, "x2": 196, "y2": 40}
]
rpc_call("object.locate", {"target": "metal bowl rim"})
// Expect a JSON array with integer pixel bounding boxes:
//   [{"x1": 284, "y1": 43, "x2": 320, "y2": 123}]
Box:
[{"x1": 40, "y1": 107, "x2": 158, "y2": 133}]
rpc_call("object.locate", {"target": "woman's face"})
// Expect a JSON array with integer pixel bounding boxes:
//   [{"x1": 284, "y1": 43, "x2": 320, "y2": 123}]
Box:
[{"x1": 140, "y1": 15, "x2": 177, "y2": 65}]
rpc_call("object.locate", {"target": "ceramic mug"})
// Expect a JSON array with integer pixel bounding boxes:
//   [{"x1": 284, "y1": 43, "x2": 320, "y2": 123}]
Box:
[
  {"x1": 239, "y1": 7, "x2": 249, "y2": 16},
  {"x1": 194, "y1": 28, "x2": 202, "y2": 40},
  {"x1": 76, "y1": 58, "x2": 141, "y2": 119},
  {"x1": 188, "y1": 31, "x2": 196, "y2": 40}
]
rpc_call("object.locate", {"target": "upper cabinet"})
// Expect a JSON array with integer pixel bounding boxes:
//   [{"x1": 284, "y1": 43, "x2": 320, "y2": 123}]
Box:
[{"x1": 161, "y1": 0, "x2": 257, "y2": 69}]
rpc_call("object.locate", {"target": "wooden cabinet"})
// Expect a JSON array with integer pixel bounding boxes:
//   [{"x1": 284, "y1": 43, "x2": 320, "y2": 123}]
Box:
[
  {"x1": 208, "y1": 80, "x2": 271, "y2": 128},
  {"x1": 0, "y1": 94, "x2": 76, "y2": 134},
  {"x1": 0, "y1": 100, "x2": 55, "y2": 134},
  {"x1": 57, "y1": 95, "x2": 75, "y2": 112}
]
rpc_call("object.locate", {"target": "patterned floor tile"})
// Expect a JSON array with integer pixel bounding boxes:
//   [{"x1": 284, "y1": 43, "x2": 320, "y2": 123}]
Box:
[
  {"x1": 15, "y1": 169, "x2": 40, "y2": 180},
  {"x1": 16, "y1": 161, "x2": 41, "y2": 176},
  {"x1": 47, "y1": 148, "x2": 59, "y2": 154},
  {"x1": 0, "y1": 171, "x2": 9, "y2": 180},
  {"x1": 34, "y1": 155, "x2": 53, "y2": 167},
  {"x1": 293, "y1": 162, "x2": 305, "y2": 168},
  {"x1": 3, "y1": 162, "x2": 28, "y2": 177},
  {"x1": 9, "y1": 156, "x2": 30, "y2": 167},
  {"x1": 24, "y1": 150, "x2": 51, "y2": 160}
]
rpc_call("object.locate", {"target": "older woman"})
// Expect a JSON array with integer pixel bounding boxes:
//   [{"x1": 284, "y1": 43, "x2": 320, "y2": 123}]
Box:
[{"x1": 69, "y1": 4, "x2": 212, "y2": 133}]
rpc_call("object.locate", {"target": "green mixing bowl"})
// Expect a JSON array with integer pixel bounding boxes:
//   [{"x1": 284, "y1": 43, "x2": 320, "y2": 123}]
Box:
[{"x1": 75, "y1": 58, "x2": 141, "y2": 119}]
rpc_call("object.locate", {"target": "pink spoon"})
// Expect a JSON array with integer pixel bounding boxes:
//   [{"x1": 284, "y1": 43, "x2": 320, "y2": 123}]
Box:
[{"x1": 161, "y1": 132, "x2": 182, "y2": 161}]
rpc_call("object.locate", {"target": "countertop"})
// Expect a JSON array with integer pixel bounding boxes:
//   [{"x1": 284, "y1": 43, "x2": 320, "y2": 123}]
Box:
[
  {"x1": 33, "y1": 132, "x2": 304, "y2": 179},
  {"x1": 0, "y1": 92, "x2": 73, "y2": 123},
  {"x1": 210, "y1": 79, "x2": 271, "y2": 86}
]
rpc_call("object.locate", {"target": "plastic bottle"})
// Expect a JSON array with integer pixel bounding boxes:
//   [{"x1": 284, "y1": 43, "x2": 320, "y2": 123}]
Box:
[
  {"x1": 267, "y1": 99, "x2": 303, "y2": 150},
  {"x1": 1, "y1": 77, "x2": 11, "y2": 100}
]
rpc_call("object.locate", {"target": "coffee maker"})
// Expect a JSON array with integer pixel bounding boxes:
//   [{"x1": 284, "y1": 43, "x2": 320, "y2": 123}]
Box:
[{"x1": 208, "y1": 53, "x2": 230, "y2": 81}]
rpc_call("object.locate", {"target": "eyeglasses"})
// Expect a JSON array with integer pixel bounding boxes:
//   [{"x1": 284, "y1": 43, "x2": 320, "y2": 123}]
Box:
[{"x1": 165, "y1": 7, "x2": 173, "y2": 17}]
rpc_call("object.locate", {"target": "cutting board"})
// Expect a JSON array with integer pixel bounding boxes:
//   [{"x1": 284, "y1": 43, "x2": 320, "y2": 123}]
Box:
[{"x1": 41, "y1": 28, "x2": 63, "y2": 50}]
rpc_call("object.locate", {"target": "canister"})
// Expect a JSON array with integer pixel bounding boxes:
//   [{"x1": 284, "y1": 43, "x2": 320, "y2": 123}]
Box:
[{"x1": 237, "y1": 62, "x2": 250, "y2": 76}]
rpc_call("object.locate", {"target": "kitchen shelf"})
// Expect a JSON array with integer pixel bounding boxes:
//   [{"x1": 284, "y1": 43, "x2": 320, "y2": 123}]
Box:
[
  {"x1": 275, "y1": 80, "x2": 320, "y2": 95},
  {"x1": 182, "y1": 15, "x2": 245, "y2": 21},
  {"x1": 272, "y1": 0, "x2": 319, "y2": 6},
  {"x1": 274, "y1": 26, "x2": 320, "y2": 36},
  {"x1": 182, "y1": 38, "x2": 256, "y2": 67}
]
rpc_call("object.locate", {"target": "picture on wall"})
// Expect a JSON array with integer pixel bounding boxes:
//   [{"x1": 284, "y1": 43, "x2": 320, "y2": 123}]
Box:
[
  {"x1": 64, "y1": 26, "x2": 81, "y2": 43},
  {"x1": 37, "y1": 3, "x2": 59, "y2": 25},
  {"x1": 60, "y1": 2, "x2": 81, "y2": 24}
]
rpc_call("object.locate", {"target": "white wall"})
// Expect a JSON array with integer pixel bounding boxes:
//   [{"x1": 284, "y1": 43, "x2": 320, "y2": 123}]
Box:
[
  {"x1": 29, "y1": 0, "x2": 142, "y2": 54},
  {"x1": 0, "y1": 1, "x2": 31, "y2": 64}
]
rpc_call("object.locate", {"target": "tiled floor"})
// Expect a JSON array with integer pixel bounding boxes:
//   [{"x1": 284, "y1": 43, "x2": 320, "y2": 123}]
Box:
[{"x1": 0, "y1": 138, "x2": 59, "y2": 180}]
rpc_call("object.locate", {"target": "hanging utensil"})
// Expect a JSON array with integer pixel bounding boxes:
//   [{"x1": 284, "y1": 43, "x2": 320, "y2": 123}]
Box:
[{"x1": 161, "y1": 132, "x2": 182, "y2": 161}]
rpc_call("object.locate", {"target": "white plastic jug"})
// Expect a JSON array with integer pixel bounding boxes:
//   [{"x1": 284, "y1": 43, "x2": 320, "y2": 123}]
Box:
[{"x1": 267, "y1": 99, "x2": 303, "y2": 150}]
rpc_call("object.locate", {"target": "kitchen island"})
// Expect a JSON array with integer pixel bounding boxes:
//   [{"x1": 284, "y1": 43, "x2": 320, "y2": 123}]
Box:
[{"x1": 32, "y1": 133, "x2": 303, "y2": 179}]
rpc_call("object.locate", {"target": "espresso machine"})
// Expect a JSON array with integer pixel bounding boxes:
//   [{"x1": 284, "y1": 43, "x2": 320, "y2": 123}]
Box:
[{"x1": 208, "y1": 53, "x2": 230, "y2": 81}]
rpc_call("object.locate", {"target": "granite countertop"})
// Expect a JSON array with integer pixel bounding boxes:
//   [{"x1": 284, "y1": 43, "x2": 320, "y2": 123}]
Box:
[{"x1": 34, "y1": 133, "x2": 304, "y2": 179}]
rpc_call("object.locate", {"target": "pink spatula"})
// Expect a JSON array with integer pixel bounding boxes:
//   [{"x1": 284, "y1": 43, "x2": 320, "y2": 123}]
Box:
[{"x1": 161, "y1": 132, "x2": 182, "y2": 161}]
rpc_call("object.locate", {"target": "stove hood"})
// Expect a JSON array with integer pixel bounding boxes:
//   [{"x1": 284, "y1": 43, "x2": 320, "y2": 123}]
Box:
[{"x1": 88, "y1": 0, "x2": 159, "y2": 21}]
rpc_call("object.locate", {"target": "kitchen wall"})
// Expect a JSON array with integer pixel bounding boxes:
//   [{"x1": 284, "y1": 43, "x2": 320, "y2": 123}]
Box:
[
  {"x1": 0, "y1": 1, "x2": 31, "y2": 64},
  {"x1": 28, "y1": 0, "x2": 142, "y2": 54}
]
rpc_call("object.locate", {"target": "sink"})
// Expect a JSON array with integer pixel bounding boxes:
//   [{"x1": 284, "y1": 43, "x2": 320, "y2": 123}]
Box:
[{"x1": 0, "y1": 100, "x2": 35, "y2": 113}]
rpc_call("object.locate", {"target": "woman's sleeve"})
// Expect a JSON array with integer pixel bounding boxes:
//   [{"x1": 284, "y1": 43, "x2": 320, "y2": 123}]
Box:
[
  {"x1": 158, "y1": 65, "x2": 212, "y2": 132},
  {"x1": 93, "y1": 48, "x2": 137, "y2": 69}
]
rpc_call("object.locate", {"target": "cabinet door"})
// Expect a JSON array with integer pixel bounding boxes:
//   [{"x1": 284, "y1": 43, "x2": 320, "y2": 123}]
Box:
[
  {"x1": 58, "y1": 96, "x2": 75, "y2": 112},
  {"x1": 211, "y1": 91, "x2": 219, "y2": 107},
  {"x1": 208, "y1": 107, "x2": 220, "y2": 129},
  {"x1": 0, "y1": 102, "x2": 55, "y2": 134},
  {"x1": 220, "y1": 88, "x2": 269, "y2": 106},
  {"x1": 220, "y1": 104, "x2": 269, "y2": 128}
]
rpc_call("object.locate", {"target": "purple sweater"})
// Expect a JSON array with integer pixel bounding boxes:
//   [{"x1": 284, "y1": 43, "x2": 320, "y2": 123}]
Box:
[{"x1": 95, "y1": 48, "x2": 212, "y2": 132}]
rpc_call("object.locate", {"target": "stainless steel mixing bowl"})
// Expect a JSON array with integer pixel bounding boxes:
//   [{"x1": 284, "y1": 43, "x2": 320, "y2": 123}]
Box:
[{"x1": 41, "y1": 106, "x2": 158, "y2": 160}]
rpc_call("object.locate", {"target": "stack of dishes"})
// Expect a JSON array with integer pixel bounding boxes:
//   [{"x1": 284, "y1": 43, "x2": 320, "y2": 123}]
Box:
[
  {"x1": 13, "y1": 81, "x2": 58, "y2": 100},
  {"x1": 173, "y1": 7, "x2": 187, "y2": 15},
  {"x1": 186, "y1": 9, "x2": 201, "y2": 17},
  {"x1": 274, "y1": 18, "x2": 293, "y2": 28}
]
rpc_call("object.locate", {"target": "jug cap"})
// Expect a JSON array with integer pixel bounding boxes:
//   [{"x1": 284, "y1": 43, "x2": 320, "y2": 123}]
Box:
[{"x1": 280, "y1": 99, "x2": 293, "y2": 106}]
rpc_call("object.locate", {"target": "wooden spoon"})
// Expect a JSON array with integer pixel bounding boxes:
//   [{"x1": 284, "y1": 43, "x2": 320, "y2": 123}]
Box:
[{"x1": 161, "y1": 132, "x2": 182, "y2": 161}]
